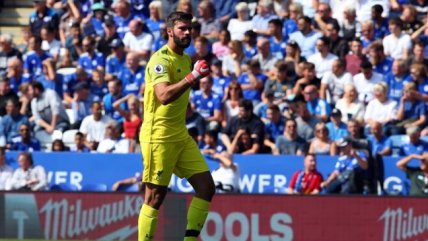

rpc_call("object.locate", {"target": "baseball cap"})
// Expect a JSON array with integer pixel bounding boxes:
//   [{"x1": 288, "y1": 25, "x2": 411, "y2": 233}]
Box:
[
  {"x1": 287, "y1": 40, "x2": 299, "y2": 48},
  {"x1": 109, "y1": 38, "x2": 124, "y2": 48},
  {"x1": 73, "y1": 81, "x2": 90, "y2": 91},
  {"x1": 336, "y1": 138, "x2": 349, "y2": 148},
  {"x1": 104, "y1": 15, "x2": 115, "y2": 26},
  {"x1": 92, "y1": 2, "x2": 106, "y2": 11},
  {"x1": 331, "y1": 108, "x2": 342, "y2": 117}
]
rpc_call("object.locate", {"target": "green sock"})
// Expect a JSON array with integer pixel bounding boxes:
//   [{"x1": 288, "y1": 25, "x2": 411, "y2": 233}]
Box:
[
  {"x1": 138, "y1": 204, "x2": 159, "y2": 241},
  {"x1": 184, "y1": 197, "x2": 211, "y2": 241}
]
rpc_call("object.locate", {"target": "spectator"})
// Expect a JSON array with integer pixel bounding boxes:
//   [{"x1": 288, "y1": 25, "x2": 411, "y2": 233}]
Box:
[
  {"x1": 78, "y1": 36, "x2": 106, "y2": 74},
  {"x1": 186, "y1": 103, "x2": 206, "y2": 145},
  {"x1": 401, "y1": 5, "x2": 423, "y2": 36},
  {"x1": 191, "y1": 36, "x2": 216, "y2": 65},
  {"x1": 191, "y1": 76, "x2": 222, "y2": 131},
  {"x1": 1, "y1": 99, "x2": 29, "y2": 143},
  {"x1": 253, "y1": 37, "x2": 280, "y2": 75},
  {"x1": 335, "y1": 83, "x2": 365, "y2": 124},
  {"x1": 367, "y1": 121, "x2": 392, "y2": 156},
  {"x1": 0, "y1": 78, "x2": 19, "y2": 117},
  {"x1": 184, "y1": 21, "x2": 201, "y2": 57},
  {"x1": 293, "y1": 0, "x2": 317, "y2": 18},
  {"x1": 97, "y1": 120, "x2": 133, "y2": 153},
  {"x1": 105, "y1": 39, "x2": 127, "y2": 80},
  {"x1": 51, "y1": 139, "x2": 70, "y2": 152},
  {"x1": 251, "y1": 0, "x2": 277, "y2": 37},
  {"x1": 347, "y1": 119, "x2": 365, "y2": 140},
  {"x1": 201, "y1": 130, "x2": 239, "y2": 191},
  {"x1": 146, "y1": 1, "x2": 165, "y2": 43},
  {"x1": 6, "y1": 58, "x2": 30, "y2": 94},
  {"x1": 97, "y1": 15, "x2": 120, "y2": 56},
  {"x1": 364, "y1": 82, "x2": 398, "y2": 132},
  {"x1": 267, "y1": 18, "x2": 286, "y2": 59},
  {"x1": 23, "y1": 36, "x2": 51, "y2": 79},
  {"x1": 263, "y1": 104, "x2": 286, "y2": 152},
  {"x1": 0, "y1": 147, "x2": 13, "y2": 190},
  {"x1": 237, "y1": 59, "x2": 267, "y2": 105},
  {"x1": 321, "y1": 138, "x2": 369, "y2": 194},
  {"x1": 29, "y1": 81, "x2": 70, "y2": 133},
  {"x1": 0, "y1": 34, "x2": 22, "y2": 76},
  {"x1": 90, "y1": 69, "x2": 108, "y2": 100},
  {"x1": 113, "y1": 94, "x2": 142, "y2": 140},
  {"x1": 264, "y1": 61, "x2": 295, "y2": 102},
  {"x1": 152, "y1": 23, "x2": 168, "y2": 52},
  {"x1": 221, "y1": 99, "x2": 265, "y2": 154},
  {"x1": 29, "y1": 0, "x2": 60, "y2": 36},
  {"x1": 198, "y1": 0, "x2": 221, "y2": 40},
  {"x1": 175, "y1": 0, "x2": 196, "y2": 15},
  {"x1": 113, "y1": 0, "x2": 140, "y2": 39},
  {"x1": 410, "y1": 0, "x2": 428, "y2": 19},
  {"x1": 284, "y1": 40, "x2": 304, "y2": 71},
  {"x1": 399, "y1": 126, "x2": 428, "y2": 156},
  {"x1": 288, "y1": 16, "x2": 323, "y2": 58},
  {"x1": 383, "y1": 17, "x2": 412, "y2": 60},
  {"x1": 307, "y1": 36, "x2": 338, "y2": 79},
  {"x1": 230, "y1": 128, "x2": 256, "y2": 154},
  {"x1": 326, "y1": 108, "x2": 349, "y2": 141},
  {"x1": 409, "y1": 63, "x2": 428, "y2": 95},
  {"x1": 213, "y1": 0, "x2": 237, "y2": 27},
  {"x1": 8, "y1": 123, "x2": 41, "y2": 152},
  {"x1": 81, "y1": 2, "x2": 108, "y2": 37},
  {"x1": 353, "y1": 61, "x2": 383, "y2": 104},
  {"x1": 59, "y1": 1, "x2": 81, "y2": 47},
  {"x1": 360, "y1": 21, "x2": 376, "y2": 54},
  {"x1": 313, "y1": 3, "x2": 339, "y2": 35},
  {"x1": 221, "y1": 81, "x2": 242, "y2": 128},
  {"x1": 325, "y1": 22, "x2": 349, "y2": 59},
  {"x1": 70, "y1": 81, "x2": 100, "y2": 129},
  {"x1": 340, "y1": 4, "x2": 362, "y2": 42},
  {"x1": 63, "y1": 67, "x2": 91, "y2": 105},
  {"x1": 123, "y1": 19, "x2": 154, "y2": 61},
  {"x1": 17, "y1": 26, "x2": 32, "y2": 54},
  {"x1": 303, "y1": 84, "x2": 331, "y2": 122},
  {"x1": 36, "y1": 58, "x2": 63, "y2": 98},
  {"x1": 320, "y1": 59, "x2": 353, "y2": 105},
  {"x1": 64, "y1": 22, "x2": 83, "y2": 62},
  {"x1": 80, "y1": 101, "x2": 112, "y2": 151},
  {"x1": 274, "y1": 118, "x2": 307, "y2": 155},
  {"x1": 396, "y1": 152, "x2": 428, "y2": 196},
  {"x1": 368, "y1": 41, "x2": 393, "y2": 76},
  {"x1": 309, "y1": 122, "x2": 337, "y2": 156},
  {"x1": 288, "y1": 153, "x2": 323, "y2": 194},
  {"x1": 242, "y1": 30, "x2": 258, "y2": 59},
  {"x1": 212, "y1": 30, "x2": 231, "y2": 60},
  {"x1": 227, "y1": 2, "x2": 252, "y2": 41},
  {"x1": 282, "y1": 3, "x2": 302, "y2": 42},
  {"x1": 345, "y1": 38, "x2": 368, "y2": 76},
  {"x1": 40, "y1": 25, "x2": 61, "y2": 62},
  {"x1": 9, "y1": 152, "x2": 48, "y2": 191},
  {"x1": 407, "y1": 42, "x2": 428, "y2": 67},
  {"x1": 103, "y1": 78, "x2": 126, "y2": 123},
  {"x1": 293, "y1": 62, "x2": 320, "y2": 97},
  {"x1": 385, "y1": 58, "x2": 412, "y2": 102},
  {"x1": 295, "y1": 101, "x2": 320, "y2": 142},
  {"x1": 221, "y1": 40, "x2": 248, "y2": 79},
  {"x1": 70, "y1": 131, "x2": 90, "y2": 153},
  {"x1": 118, "y1": 52, "x2": 145, "y2": 96},
  {"x1": 210, "y1": 59, "x2": 231, "y2": 98},
  {"x1": 370, "y1": 4, "x2": 389, "y2": 39}
]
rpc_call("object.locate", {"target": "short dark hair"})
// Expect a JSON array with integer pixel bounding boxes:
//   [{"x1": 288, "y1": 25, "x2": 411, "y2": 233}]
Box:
[
  {"x1": 327, "y1": 21, "x2": 340, "y2": 32},
  {"x1": 267, "y1": 104, "x2": 280, "y2": 113},
  {"x1": 268, "y1": 18, "x2": 283, "y2": 28},
  {"x1": 238, "y1": 99, "x2": 253, "y2": 112},
  {"x1": 166, "y1": 11, "x2": 193, "y2": 28},
  {"x1": 388, "y1": 17, "x2": 403, "y2": 29},
  {"x1": 205, "y1": 130, "x2": 218, "y2": 142},
  {"x1": 30, "y1": 81, "x2": 45, "y2": 92},
  {"x1": 19, "y1": 152, "x2": 34, "y2": 166},
  {"x1": 298, "y1": 16, "x2": 312, "y2": 24},
  {"x1": 360, "y1": 60, "x2": 372, "y2": 69},
  {"x1": 372, "y1": 4, "x2": 383, "y2": 14}
]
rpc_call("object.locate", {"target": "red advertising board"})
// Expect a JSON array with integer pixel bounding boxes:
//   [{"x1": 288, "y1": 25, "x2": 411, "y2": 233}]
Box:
[{"x1": 1, "y1": 192, "x2": 428, "y2": 241}]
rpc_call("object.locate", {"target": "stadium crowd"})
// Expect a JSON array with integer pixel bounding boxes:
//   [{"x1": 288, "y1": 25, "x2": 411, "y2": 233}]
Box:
[{"x1": 0, "y1": 0, "x2": 428, "y2": 195}]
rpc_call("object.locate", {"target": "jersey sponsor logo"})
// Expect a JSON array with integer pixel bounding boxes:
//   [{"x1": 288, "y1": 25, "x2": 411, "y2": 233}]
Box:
[{"x1": 154, "y1": 64, "x2": 165, "y2": 74}]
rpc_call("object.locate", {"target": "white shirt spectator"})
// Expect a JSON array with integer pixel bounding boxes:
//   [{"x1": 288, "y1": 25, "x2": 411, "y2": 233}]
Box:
[
  {"x1": 79, "y1": 114, "x2": 112, "y2": 142},
  {"x1": 356, "y1": 0, "x2": 390, "y2": 22},
  {"x1": 97, "y1": 138, "x2": 130, "y2": 154},
  {"x1": 353, "y1": 72, "x2": 384, "y2": 103},
  {"x1": 227, "y1": 19, "x2": 253, "y2": 41},
  {"x1": 42, "y1": 39, "x2": 61, "y2": 58},
  {"x1": 123, "y1": 32, "x2": 154, "y2": 53},
  {"x1": 0, "y1": 164, "x2": 13, "y2": 190},
  {"x1": 382, "y1": 32, "x2": 412, "y2": 60},
  {"x1": 321, "y1": 71, "x2": 353, "y2": 103},
  {"x1": 9, "y1": 165, "x2": 48, "y2": 191},
  {"x1": 364, "y1": 98, "x2": 397, "y2": 124},
  {"x1": 335, "y1": 99, "x2": 366, "y2": 123},
  {"x1": 308, "y1": 53, "x2": 338, "y2": 78}
]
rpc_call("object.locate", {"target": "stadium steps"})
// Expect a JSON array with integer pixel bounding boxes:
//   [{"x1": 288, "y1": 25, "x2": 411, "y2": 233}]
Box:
[{"x1": 0, "y1": 0, "x2": 33, "y2": 43}]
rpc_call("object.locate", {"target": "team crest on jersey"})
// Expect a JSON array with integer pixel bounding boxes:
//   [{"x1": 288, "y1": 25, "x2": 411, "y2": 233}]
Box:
[{"x1": 154, "y1": 64, "x2": 165, "y2": 74}]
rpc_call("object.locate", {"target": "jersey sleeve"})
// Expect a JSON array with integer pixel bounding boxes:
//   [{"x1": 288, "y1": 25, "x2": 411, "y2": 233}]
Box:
[{"x1": 148, "y1": 55, "x2": 172, "y2": 86}]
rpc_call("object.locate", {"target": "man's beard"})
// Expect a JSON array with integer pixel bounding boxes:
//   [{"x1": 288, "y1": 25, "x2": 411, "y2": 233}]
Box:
[{"x1": 173, "y1": 33, "x2": 191, "y2": 49}]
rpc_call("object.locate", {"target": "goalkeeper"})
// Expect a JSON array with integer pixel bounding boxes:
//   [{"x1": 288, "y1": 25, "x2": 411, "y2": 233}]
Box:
[{"x1": 138, "y1": 11, "x2": 215, "y2": 241}]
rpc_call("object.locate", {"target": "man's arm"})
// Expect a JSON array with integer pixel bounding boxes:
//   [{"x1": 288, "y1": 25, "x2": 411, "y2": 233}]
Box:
[
  {"x1": 352, "y1": 149, "x2": 368, "y2": 170},
  {"x1": 396, "y1": 153, "x2": 424, "y2": 170}
]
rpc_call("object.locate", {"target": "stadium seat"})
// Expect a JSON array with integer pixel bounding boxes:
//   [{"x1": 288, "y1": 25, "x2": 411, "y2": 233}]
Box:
[
  {"x1": 116, "y1": 183, "x2": 140, "y2": 192},
  {"x1": 81, "y1": 183, "x2": 108, "y2": 192},
  {"x1": 51, "y1": 183, "x2": 79, "y2": 191},
  {"x1": 35, "y1": 130, "x2": 63, "y2": 151},
  {"x1": 389, "y1": 135, "x2": 409, "y2": 156},
  {"x1": 62, "y1": 129, "x2": 79, "y2": 149}
]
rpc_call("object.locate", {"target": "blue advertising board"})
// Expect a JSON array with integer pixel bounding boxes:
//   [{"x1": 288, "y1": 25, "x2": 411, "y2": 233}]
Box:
[{"x1": 4, "y1": 152, "x2": 419, "y2": 195}]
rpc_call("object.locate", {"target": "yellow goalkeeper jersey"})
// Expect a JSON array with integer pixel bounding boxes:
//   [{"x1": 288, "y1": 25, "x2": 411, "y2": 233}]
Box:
[{"x1": 140, "y1": 45, "x2": 192, "y2": 143}]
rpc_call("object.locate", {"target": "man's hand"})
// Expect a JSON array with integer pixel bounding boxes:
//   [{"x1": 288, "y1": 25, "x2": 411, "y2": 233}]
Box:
[{"x1": 185, "y1": 60, "x2": 209, "y2": 85}]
